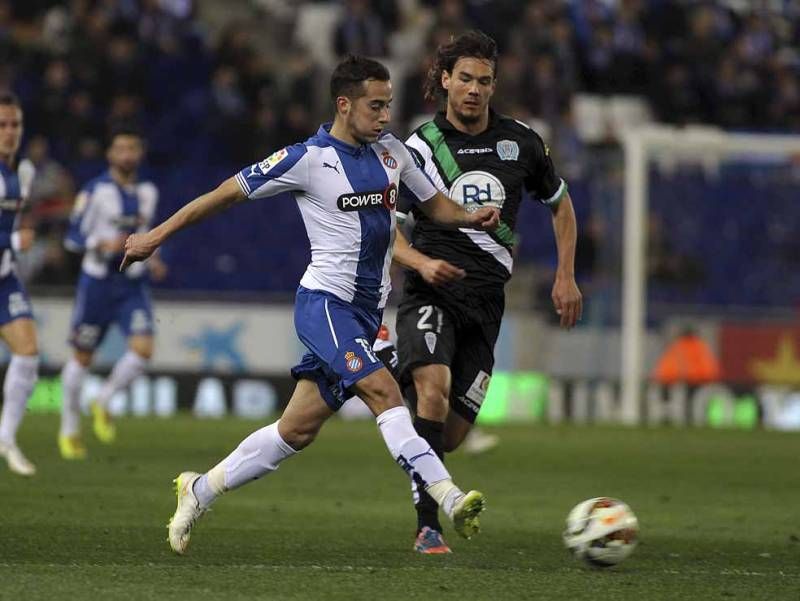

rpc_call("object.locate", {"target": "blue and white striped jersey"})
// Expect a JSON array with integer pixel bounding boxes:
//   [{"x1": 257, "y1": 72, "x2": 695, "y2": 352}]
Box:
[
  {"x1": 65, "y1": 171, "x2": 158, "y2": 280},
  {"x1": 0, "y1": 159, "x2": 35, "y2": 278},
  {"x1": 236, "y1": 124, "x2": 436, "y2": 310}
]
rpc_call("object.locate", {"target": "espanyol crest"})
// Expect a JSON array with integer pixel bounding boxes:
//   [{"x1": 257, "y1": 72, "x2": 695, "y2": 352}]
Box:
[{"x1": 496, "y1": 139, "x2": 519, "y2": 161}]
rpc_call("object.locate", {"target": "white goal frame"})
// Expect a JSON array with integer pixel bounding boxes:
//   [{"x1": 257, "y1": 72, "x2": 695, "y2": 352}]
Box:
[{"x1": 621, "y1": 126, "x2": 800, "y2": 424}]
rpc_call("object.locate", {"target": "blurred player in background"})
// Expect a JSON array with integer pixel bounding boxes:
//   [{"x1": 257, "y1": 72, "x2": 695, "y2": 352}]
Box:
[
  {"x1": 122, "y1": 55, "x2": 499, "y2": 555},
  {"x1": 58, "y1": 125, "x2": 166, "y2": 460},
  {"x1": 393, "y1": 31, "x2": 583, "y2": 553},
  {"x1": 0, "y1": 93, "x2": 39, "y2": 477}
]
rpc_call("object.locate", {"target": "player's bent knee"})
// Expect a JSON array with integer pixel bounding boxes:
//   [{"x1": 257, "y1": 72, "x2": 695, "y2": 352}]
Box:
[
  {"x1": 353, "y1": 368, "x2": 404, "y2": 416},
  {"x1": 1, "y1": 319, "x2": 38, "y2": 356},
  {"x1": 411, "y1": 366, "x2": 450, "y2": 420},
  {"x1": 416, "y1": 389, "x2": 449, "y2": 421},
  {"x1": 14, "y1": 343, "x2": 38, "y2": 357},
  {"x1": 10, "y1": 340, "x2": 38, "y2": 356},
  {"x1": 128, "y1": 337, "x2": 153, "y2": 360},
  {"x1": 361, "y1": 388, "x2": 404, "y2": 416}
]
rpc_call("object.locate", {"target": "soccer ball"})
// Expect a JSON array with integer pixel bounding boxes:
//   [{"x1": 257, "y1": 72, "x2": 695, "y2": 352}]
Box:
[{"x1": 562, "y1": 497, "x2": 639, "y2": 567}]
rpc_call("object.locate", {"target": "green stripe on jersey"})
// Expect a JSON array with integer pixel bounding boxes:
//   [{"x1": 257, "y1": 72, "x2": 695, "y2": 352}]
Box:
[
  {"x1": 419, "y1": 122, "x2": 462, "y2": 184},
  {"x1": 493, "y1": 221, "x2": 515, "y2": 246}
]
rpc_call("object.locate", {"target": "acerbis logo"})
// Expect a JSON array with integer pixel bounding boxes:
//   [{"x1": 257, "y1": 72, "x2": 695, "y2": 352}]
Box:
[
  {"x1": 456, "y1": 147, "x2": 493, "y2": 155},
  {"x1": 337, "y1": 183, "x2": 397, "y2": 212}
]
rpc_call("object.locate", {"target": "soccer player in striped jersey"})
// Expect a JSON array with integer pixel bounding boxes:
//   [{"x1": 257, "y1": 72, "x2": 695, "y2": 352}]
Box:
[
  {"x1": 0, "y1": 93, "x2": 39, "y2": 476},
  {"x1": 393, "y1": 31, "x2": 583, "y2": 553},
  {"x1": 121, "y1": 56, "x2": 500, "y2": 554},
  {"x1": 58, "y1": 125, "x2": 166, "y2": 459}
]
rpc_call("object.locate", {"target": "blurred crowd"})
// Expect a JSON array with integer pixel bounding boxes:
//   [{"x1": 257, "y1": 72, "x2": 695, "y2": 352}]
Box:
[{"x1": 0, "y1": 0, "x2": 798, "y2": 314}]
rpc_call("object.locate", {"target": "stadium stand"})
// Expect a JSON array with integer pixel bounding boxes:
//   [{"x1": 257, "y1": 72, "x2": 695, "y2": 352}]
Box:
[{"x1": 1, "y1": 0, "x2": 797, "y2": 320}]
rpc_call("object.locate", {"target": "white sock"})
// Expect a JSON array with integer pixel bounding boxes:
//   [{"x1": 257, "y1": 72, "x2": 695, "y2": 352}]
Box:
[
  {"x1": 0, "y1": 355, "x2": 39, "y2": 446},
  {"x1": 193, "y1": 421, "x2": 297, "y2": 508},
  {"x1": 59, "y1": 358, "x2": 87, "y2": 437},
  {"x1": 376, "y1": 406, "x2": 458, "y2": 502},
  {"x1": 95, "y1": 350, "x2": 147, "y2": 408}
]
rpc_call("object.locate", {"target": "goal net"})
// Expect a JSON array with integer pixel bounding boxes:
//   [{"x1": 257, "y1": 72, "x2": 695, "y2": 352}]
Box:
[{"x1": 621, "y1": 126, "x2": 800, "y2": 427}]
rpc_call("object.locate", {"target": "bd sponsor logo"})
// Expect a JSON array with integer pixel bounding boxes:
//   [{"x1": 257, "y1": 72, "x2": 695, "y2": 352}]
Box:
[
  {"x1": 337, "y1": 183, "x2": 397, "y2": 212},
  {"x1": 449, "y1": 170, "x2": 506, "y2": 210}
]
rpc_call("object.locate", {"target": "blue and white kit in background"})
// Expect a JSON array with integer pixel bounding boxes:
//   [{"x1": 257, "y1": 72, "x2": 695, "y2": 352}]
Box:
[
  {"x1": 65, "y1": 171, "x2": 158, "y2": 350},
  {"x1": 0, "y1": 160, "x2": 35, "y2": 326},
  {"x1": 236, "y1": 123, "x2": 436, "y2": 409}
]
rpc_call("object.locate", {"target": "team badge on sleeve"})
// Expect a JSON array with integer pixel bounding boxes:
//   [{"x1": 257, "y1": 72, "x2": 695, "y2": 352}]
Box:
[
  {"x1": 382, "y1": 151, "x2": 398, "y2": 169},
  {"x1": 253, "y1": 148, "x2": 288, "y2": 175},
  {"x1": 496, "y1": 140, "x2": 519, "y2": 161}
]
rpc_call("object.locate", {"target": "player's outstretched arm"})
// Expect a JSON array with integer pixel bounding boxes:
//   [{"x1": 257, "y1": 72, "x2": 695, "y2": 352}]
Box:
[
  {"x1": 549, "y1": 192, "x2": 582, "y2": 329},
  {"x1": 120, "y1": 177, "x2": 245, "y2": 270},
  {"x1": 418, "y1": 191, "x2": 499, "y2": 231},
  {"x1": 392, "y1": 226, "x2": 465, "y2": 286}
]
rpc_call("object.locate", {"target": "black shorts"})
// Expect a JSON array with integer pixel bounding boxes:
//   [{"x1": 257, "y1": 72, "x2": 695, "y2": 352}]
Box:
[{"x1": 396, "y1": 293, "x2": 503, "y2": 424}]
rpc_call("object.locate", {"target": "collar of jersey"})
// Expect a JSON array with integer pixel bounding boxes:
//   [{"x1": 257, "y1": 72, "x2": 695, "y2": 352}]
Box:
[
  {"x1": 316, "y1": 123, "x2": 369, "y2": 156},
  {"x1": 433, "y1": 109, "x2": 500, "y2": 136}
]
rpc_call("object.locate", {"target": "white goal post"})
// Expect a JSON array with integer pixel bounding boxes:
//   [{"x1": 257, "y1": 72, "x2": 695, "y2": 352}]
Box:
[{"x1": 621, "y1": 126, "x2": 800, "y2": 425}]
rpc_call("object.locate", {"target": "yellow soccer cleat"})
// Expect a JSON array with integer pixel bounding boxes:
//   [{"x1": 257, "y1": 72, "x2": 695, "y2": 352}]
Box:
[
  {"x1": 450, "y1": 490, "x2": 486, "y2": 539},
  {"x1": 91, "y1": 401, "x2": 116, "y2": 444},
  {"x1": 58, "y1": 434, "x2": 88, "y2": 460}
]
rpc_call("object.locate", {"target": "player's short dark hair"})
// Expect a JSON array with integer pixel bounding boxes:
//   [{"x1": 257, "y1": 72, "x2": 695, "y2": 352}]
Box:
[
  {"x1": 330, "y1": 55, "x2": 390, "y2": 102},
  {"x1": 424, "y1": 30, "x2": 498, "y2": 103},
  {"x1": 107, "y1": 122, "x2": 144, "y2": 147},
  {"x1": 0, "y1": 91, "x2": 22, "y2": 109}
]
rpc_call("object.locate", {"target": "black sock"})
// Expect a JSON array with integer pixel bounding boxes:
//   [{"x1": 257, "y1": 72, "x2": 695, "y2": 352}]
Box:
[{"x1": 413, "y1": 415, "x2": 445, "y2": 533}]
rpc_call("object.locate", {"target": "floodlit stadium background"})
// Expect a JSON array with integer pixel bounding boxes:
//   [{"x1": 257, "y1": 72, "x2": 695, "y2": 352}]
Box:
[{"x1": 3, "y1": 0, "x2": 799, "y2": 427}]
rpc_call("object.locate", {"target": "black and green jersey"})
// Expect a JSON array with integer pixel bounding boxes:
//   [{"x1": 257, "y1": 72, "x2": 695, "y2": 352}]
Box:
[{"x1": 398, "y1": 110, "x2": 566, "y2": 308}]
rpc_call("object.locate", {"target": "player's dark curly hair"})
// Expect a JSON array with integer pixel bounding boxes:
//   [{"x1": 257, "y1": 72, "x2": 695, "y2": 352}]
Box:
[
  {"x1": 330, "y1": 55, "x2": 390, "y2": 101},
  {"x1": 424, "y1": 30, "x2": 498, "y2": 103}
]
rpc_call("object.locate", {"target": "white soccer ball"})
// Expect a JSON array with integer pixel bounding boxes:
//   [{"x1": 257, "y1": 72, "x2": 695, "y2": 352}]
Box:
[{"x1": 563, "y1": 497, "x2": 639, "y2": 567}]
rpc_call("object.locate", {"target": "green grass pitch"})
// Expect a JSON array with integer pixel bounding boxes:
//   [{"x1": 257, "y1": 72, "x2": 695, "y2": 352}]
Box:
[{"x1": 1, "y1": 415, "x2": 798, "y2": 600}]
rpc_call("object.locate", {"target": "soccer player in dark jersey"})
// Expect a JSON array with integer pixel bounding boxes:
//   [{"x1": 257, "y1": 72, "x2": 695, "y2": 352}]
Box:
[{"x1": 393, "y1": 31, "x2": 583, "y2": 554}]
